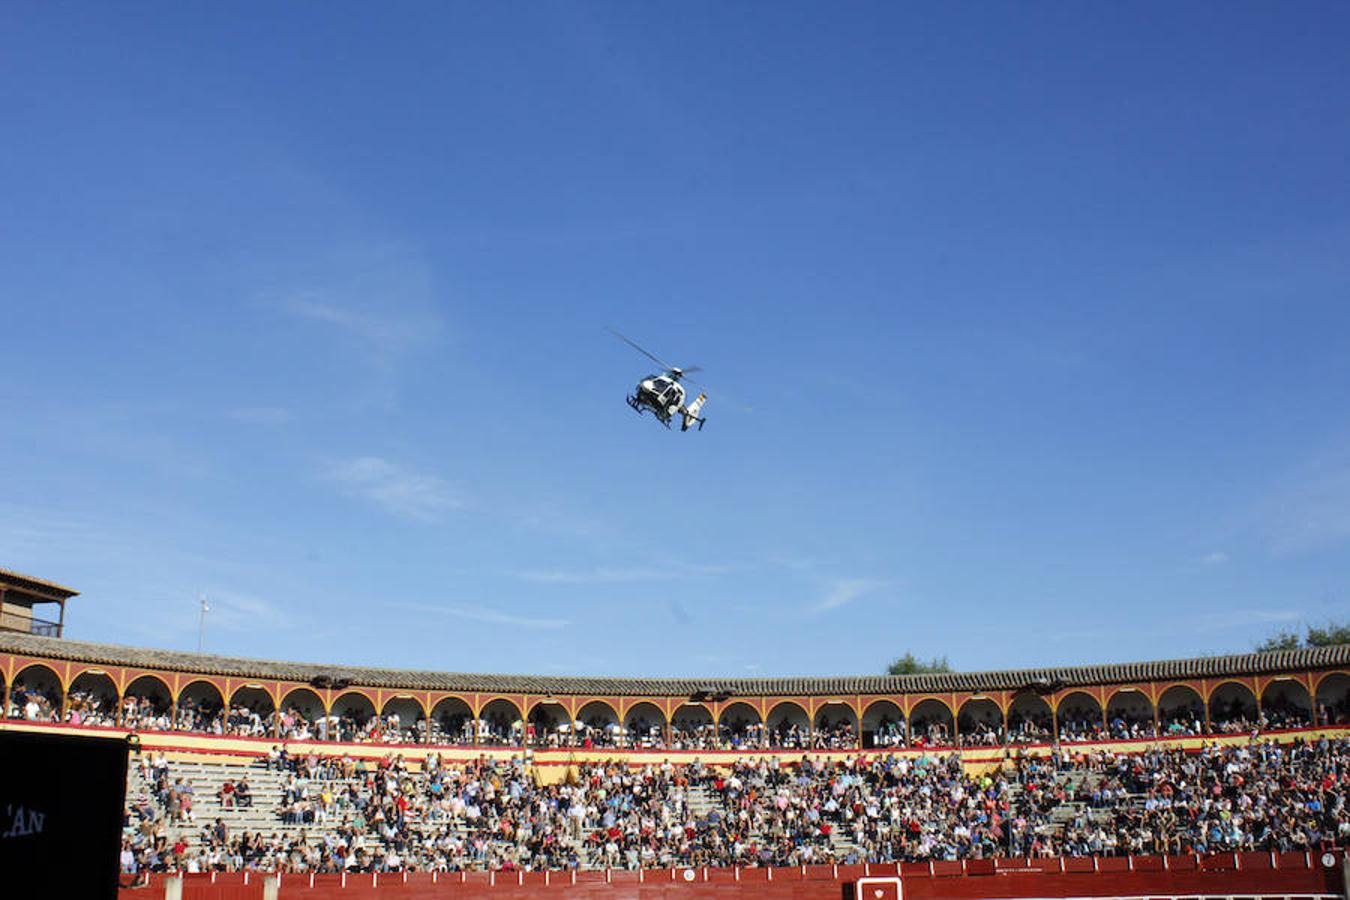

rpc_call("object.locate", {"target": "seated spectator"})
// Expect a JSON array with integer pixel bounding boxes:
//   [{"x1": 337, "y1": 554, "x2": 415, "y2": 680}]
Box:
[{"x1": 125, "y1": 736, "x2": 1348, "y2": 874}]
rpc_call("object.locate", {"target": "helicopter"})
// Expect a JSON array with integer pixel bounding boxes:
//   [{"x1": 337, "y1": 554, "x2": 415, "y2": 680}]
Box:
[{"x1": 610, "y1": 330, "x2": 708, "y2": 431}]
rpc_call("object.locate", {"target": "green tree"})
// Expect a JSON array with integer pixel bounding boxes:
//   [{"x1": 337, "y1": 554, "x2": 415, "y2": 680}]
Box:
[
  {"x1": 886, "y1": 652, "x2": 953, "y2": 675},
  {"x1": 1306, "y1": 622, "x2": 1350, "y2": 646},
  {"x1": 1255, "y1": 621, "x2": 1350, "y2": 652},
  {"x1": 1255, "y1": 630, "x2": 1302, "y2": 652}
]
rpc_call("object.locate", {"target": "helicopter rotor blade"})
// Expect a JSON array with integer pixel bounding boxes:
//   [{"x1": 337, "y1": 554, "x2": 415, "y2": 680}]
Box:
[
  {"x1": 608, "y1": 329, "x2": 731, "y2": 403},
  {"x1": 666, "y1": 365, "x2": 703, "y2": 386},
  {"x1": 608, "y1": 328, "x2": 676, "y2": 372},
  {"x1": 703, "y1": 383, "x2": 753, "y2": 413}
]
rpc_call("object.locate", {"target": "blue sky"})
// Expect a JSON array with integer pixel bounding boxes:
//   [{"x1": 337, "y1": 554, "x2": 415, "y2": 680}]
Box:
[{"x1": 3, "y1": 3, "x2": 1349, "y2": 677}]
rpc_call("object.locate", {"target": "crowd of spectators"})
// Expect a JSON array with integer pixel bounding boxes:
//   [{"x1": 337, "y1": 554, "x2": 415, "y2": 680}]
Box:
[
  {"x1": 6, "y1": 675, "x2": 1341, "y2": 750},
  {"x1": 1007, "y1": 710, "x2": 1053, "y2": 745},
  {"x1": 65, "y1": 686, "x2": 118, "y2": 726},
  {"x1": 811, "y1": 719, "x2": 858, "y2": 750},
  {"x1": 5, "y1": 679, "x2": 59, "y2": 721},
  {"x1": 1056, "y1": 739, "x2": 1349, "y2": 855},
  {"x1": 909, "y1": 717, "x2": 955, "y2": 748},
  {"x1": 120, "y1": 735, "x2": 1350, "y2": 876},
  {"x1": 869, "y1": 719, "x2": 908, "y2": 748},
  {"x1": 956, "y1": 716, "x2": 1002, "y2": 747}
]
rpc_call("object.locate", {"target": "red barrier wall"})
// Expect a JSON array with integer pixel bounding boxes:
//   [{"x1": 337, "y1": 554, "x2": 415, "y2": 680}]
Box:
[{"x1": 119, "y1": 852, "x2": 1346, "y2": 900}]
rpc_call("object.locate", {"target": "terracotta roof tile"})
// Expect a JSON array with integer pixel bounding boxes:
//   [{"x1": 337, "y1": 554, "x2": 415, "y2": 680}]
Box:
[
  {"x1": 3, "y1": 632, "x2": 1349, "y2": 697},
  {"x1": 0, "y1": 567, "x2": 79, "y2": 599}
]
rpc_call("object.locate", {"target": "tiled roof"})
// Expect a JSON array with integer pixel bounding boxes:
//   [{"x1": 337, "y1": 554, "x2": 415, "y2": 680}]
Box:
[
  {"x1": 3, "y1": 632, "x2": 1349, "y2": 698},
  {"x1": 0, "y1": 567, "x2": 78, "y2": 599}
]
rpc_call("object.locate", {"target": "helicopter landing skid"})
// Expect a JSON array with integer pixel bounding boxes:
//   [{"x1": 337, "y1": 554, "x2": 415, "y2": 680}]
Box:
[{"x1": 626, "y1": 395, "x2": 672, "y2": 428}]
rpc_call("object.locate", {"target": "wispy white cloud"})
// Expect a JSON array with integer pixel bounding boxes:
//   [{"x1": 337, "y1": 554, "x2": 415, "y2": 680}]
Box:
[
  {"x1": 816, "y1": 577, "x2": 888, "y2": 612},
  {"x1": 514, "y1": 563, "x2": 733, "y2": 584},
  {"x1": 766, "y1": 553, "x2": 829, "y2": 572},
  {"x1": 1262, "y1": 456, "x2": 1350, "y2": 555},
  {"x1": 514, "y1": 507, "x2": 615, "y2": 542},
  {"x1": 116, "y1": 584, "x2": 295, "y2": 651},
  {"x1": 4, "y1": 399, "x2": 213, "y2": 481},
  {"x1": 395, "y1": 602, "x2": 570, "y2": 630},
  {"x1": 515, "y1": 567, "x2": 672, "y2": 584},
  {"x1": 323, "y1": 457, "x2": 460, "y2": 522},
  {"x1": 284, "y1": 294, "x2": 436, "y2": 357},
  {"x1": 1195, "y1": 608, "x2": 1303, "y2": 630},
  {"x1": 1197, "y1": 551, "x2": 1230, "y2": 565},
  {"x1": 226, "y1": 406, "x2": 293, "y2": 426},
  {"x1": 1048, "y1": 625, "x2": 1123, "y2": 643},
  {"x1": 201, "y1": 589, "x2": 292, "y2": 632},
  {"x1": 0, "y1": 506, "x2": 123, "y2": 558},
  {"x1": 262, "y1": 244, "x2": 446, "y2": 409}
]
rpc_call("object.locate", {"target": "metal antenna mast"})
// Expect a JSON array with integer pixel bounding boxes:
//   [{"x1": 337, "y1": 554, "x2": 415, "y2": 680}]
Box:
[{"x1": 197, "y1": 594, "x2": 209, "y2": 653}]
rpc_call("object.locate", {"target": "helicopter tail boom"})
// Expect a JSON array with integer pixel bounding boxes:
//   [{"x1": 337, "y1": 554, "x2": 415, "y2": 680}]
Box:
[{"x1": 681, "y1": 393, "x2": 707, "y2": 431}]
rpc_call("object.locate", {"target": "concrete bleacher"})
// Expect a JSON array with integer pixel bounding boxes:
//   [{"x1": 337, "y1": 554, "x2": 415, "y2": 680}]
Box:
[
  {"x1": 136, "y1": 754, "x2": 1139, "y2": 869},
  {"x1": 128, "y1": 755, "x2": 361, "y2": 844},
  {"x1": 127, "y1": 755, "x2": 610, "y2": 865}
]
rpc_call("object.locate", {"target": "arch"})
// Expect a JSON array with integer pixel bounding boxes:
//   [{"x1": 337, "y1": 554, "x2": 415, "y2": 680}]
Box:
[
  {"x1": 1006, "y1": 693, "x2": 1053, "y2": 745},
  {"x1": 957, "y1": 698, "x2": 1003, "y2": 747},
  {"x1": 1056, "y1": 691, "x2": 1104, "y2": 742},
  {"x1": 10, "y1": 663, "x2": 61, "y2": 721},
  {"x1": 765, "y1": 701, "x2": 810, "y2": 750},
  {"x1": 278, "y1": 687, "x2": 325, "y2": 740},
  {"x1": 330, "y1": 690, "x2": 376, "y2": 717},
  {"x1": 861, "y1": 700, "x2": 905, "y2": 749},
  {"x1": 331, "y1": 691, "x2": 378, "y2": 742},
  {"x1": 66, "y1": 670, "x2": 119, "y2": 727},
  {"x1": 1208, "y1": 681, "x2": 1259, "y2": 733},
  {"x1": 1105, "y1": 688, "x2": 1155, "y2": 740},
  {"x1": 380, "y1": 695, "x2": 426, "y2": 744},
  {"x1": 478, "y1": 697, "x2": 523, "y2": 746},
  {"x1": 909, "y1": 698, "x2": 954, "y2": 748},
  {"x1": 1316, "y1": 673, "x2": 1350, "y2": 725},
  {"x1": 813, "y1": 701, "x2": 858, "y2": 749},
  {"x1": 125, "y1": 673, "x2": 172, "y2": 699},
  {"x1": 229, "y1": 684, "x2": 275, "y2": 710},
  {"x1": 528, "y1": 701, "x2": 571, "y2": 747},
  {"x1": 430, "y1": 696, "x2": 473, "y2": 745},
  {"x1": 176, "y1": 680, "x2": 225, "y2": 734},
  {"x1": 1156, "y1": 684, "x2": 1205, "y2": 735},
  {"x1": 226, "y1": 685, "x2": 274, "y2": 738},
  {"x1": 716, "y1": 701, "x2": 764, "y2": 750},
  {"x1": 123, "y1": 674, "x2": 173, "y2": 730},
  {"x1": 476, "y1": 695, "x2": 523, "y2": 721},
  {"x1": 575, "y1": 700, "x2": 621, "y2": 748},
  {"x1": 670, "y1": 702, "x2": 714, "y2": 750},
  {"x1": 1260, "y1": 678, "x2": 1312, "y2": 729},
  {"x1": 623, "y1": 701, "x2": 667, "y2": 749},
  {"x1": 575, "y1": 699, "x2": 618, "y2": 725}
]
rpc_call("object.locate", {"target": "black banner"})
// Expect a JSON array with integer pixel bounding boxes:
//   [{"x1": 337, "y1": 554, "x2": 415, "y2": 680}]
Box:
[{"x1": 0, "y1": 729, "x2": 128, "y2": 899}]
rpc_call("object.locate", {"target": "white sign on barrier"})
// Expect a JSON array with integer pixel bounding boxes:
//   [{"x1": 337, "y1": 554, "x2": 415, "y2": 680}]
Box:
[{"x1": 855, "y1": 876, "x2": 902, "y2": 900}]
